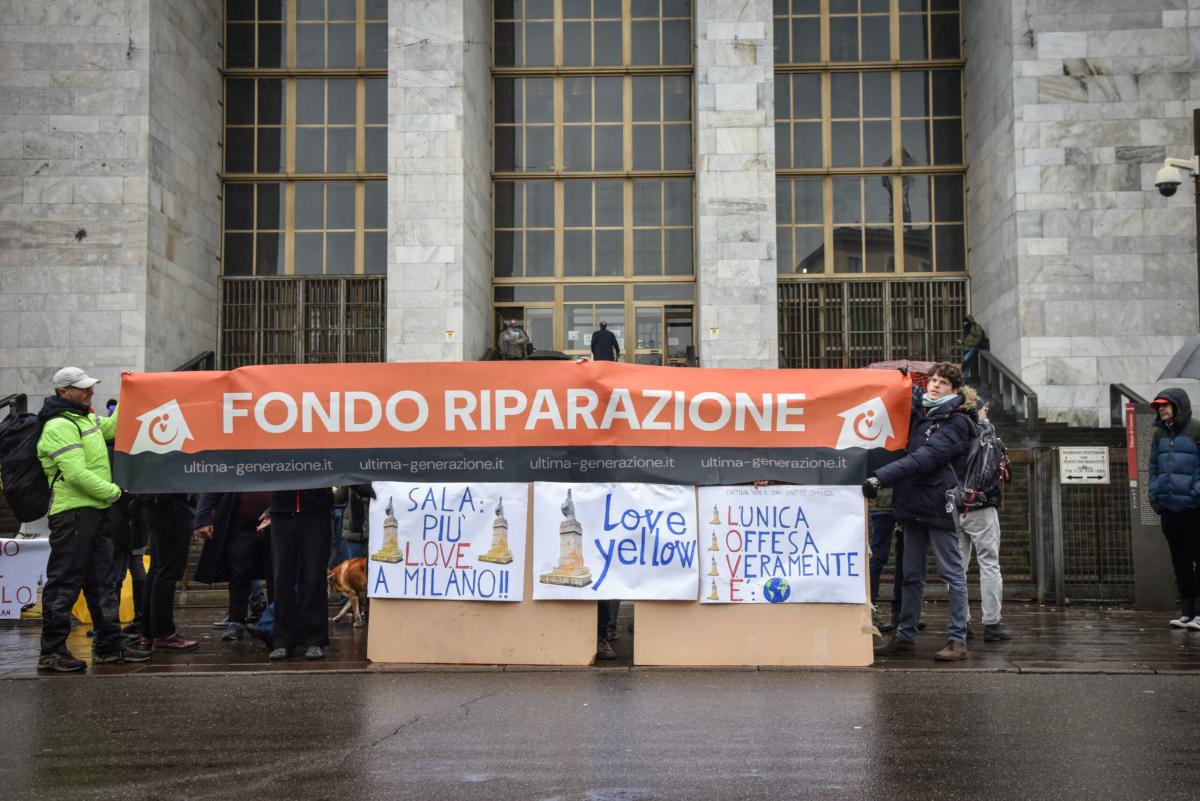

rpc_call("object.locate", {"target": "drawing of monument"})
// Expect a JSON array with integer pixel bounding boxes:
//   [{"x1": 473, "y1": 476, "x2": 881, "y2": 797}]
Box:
[
  {"x1": 708, "y1": 556, "x2": 719, "y2": 577},
  {"x1": 708, "y1": 531, "x2": 720, "y2": 551},
  {"x1": 370, "y1": 497, "x2": 403, "y2": 563},
  {"x1": 479, "y1": 497, "x2": 514, "y2": 564},
  {"x1": 708, "y1": 579, "x2": 719, "y2": 601},
  {"x1": 538, "y1": 488, "x2": 593, "y2": 587},
  {"x1": 710, "y1": 504, "x2": 721, "y2": 525}
]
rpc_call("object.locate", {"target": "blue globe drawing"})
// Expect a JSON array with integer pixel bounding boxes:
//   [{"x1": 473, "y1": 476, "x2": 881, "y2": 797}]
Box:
[{"x1": 762, "y1": 577, "x2": 791, "y2": 603}]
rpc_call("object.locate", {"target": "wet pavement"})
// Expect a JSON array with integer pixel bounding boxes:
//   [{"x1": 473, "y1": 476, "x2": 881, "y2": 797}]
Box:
[
  {"x1": 3, "y1": 600, "x2": 1200, "y2": 676},
  {"x1": 4, "y1": 602, "x2": 1200, "y2": 800},
  {"x1": 3, "y1": 669, "x2": 1199, "y2": 800}
]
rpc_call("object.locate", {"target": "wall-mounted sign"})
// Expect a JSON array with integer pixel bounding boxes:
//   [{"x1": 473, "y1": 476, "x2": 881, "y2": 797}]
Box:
[{"x1": 1058, "y1": 447, "x2": 1109, "y2": 485}]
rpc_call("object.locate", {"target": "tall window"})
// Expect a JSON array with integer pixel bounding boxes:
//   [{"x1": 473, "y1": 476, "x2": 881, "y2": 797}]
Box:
[
  {"x1": 773, "y1": 0, "x2": 965, "y2": 276},
  {"x1": 220, "y1": 0, "x2": 386, "y2": 366},
  {"x1": 492, "y1": 0, "x2": 697, "y2": 365}
]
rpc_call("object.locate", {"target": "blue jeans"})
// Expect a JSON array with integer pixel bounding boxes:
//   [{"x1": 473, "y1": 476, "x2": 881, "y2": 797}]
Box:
[
  {"x1": 962, "y1": 346, "x2": 978, "y2": 380},
  {"x1": 897, "y1": 522, "x2": 968, "y2": 644},
  {"x1": 258, "y1": 601, "x2": 274, "y2": 638},
  {"x1": 868, "y1": 511, "x2": 904, "y2": 622}
]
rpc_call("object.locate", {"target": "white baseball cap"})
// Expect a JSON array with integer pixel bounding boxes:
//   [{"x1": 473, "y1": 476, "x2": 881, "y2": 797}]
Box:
[{"x1": 52, "y1": 367, "x2": 101, "y2": 390}]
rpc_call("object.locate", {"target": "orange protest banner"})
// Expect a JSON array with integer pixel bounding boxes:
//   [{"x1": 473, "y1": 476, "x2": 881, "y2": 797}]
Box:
[{"x1": 113, "y1": 361, "x2": 910, "y2": 492}]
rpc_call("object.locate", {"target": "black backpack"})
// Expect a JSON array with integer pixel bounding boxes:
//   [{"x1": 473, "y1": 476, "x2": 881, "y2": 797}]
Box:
[
  {"x1": 945, "y1": 417, "x2": 1010, "y2": 514},
  {"x1": 0, "y1": 411, "x2": 53, "y2": 522},
  {"x1": 0, "y1": 411, "x2": 82, "y2": 522}
]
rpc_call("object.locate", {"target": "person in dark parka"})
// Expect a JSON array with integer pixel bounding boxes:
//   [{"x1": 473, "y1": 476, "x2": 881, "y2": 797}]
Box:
[
  {"x1": 1148, "y1": 388, "x2": 1200, "y2": 630},
  {"x1": 863, "y1": 362, "x2": 973, "y2": 661},
  {"x1": 264, "y1": 488, "x2": 334, "y2": 661}
]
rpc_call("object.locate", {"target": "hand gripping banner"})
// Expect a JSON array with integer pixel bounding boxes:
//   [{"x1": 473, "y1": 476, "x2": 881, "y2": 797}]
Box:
[{"x1": 112, "y1": 361, "x2": 911, "y2": 493}]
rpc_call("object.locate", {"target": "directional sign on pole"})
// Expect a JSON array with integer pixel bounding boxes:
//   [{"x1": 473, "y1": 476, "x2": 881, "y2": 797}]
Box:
[{"x1": 1058, "y1": 447, "x2": 1110, "y2": 485}]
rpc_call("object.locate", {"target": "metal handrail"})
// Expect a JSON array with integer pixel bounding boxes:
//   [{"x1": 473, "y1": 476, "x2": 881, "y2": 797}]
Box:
[
  {"x1": 174, "y1": 352, "x2": 215, "y2": 372},
  {"x1": 1109, "y1": 383, "x2": 1149, "y2": 427},
  {"x1": 976, "y1": 350, "x2": 1039, "y2": 428},
  {"x1": 0, "y1": 393, "x2": 27, "y2": 417}
]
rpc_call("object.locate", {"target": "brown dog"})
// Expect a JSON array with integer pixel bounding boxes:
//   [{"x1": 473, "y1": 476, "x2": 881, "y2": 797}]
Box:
[{"x1": 328, "y1": 557, "x2": 368, "y2": 628}]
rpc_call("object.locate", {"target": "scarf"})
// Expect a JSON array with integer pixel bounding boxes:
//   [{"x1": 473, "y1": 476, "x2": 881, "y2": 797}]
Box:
[{"x1": 921, "y1": 392, "x2": 958, "y2": 410}]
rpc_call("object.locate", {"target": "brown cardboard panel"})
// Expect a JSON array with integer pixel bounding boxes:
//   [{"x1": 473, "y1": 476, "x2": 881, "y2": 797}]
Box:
[
  {"x1": 633, "y1": 602, "x2": 874, "y2": 666},
  {"x1": 367, "y1": 486, "x2": 597, "y2": 665}
]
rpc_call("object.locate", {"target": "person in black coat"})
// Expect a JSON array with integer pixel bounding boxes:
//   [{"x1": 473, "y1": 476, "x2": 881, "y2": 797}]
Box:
[
  {"x1": 194, "y1": 492, "x2": 273, "y2": 640},
  {"x1": 264, "y1": 488, "x2": 334, "y2": 661},
  {"x1": 589, "y1": 321, "x2": 621, "y2": 361},
  {"x1": 863, "y1": 362, "x2": 972, "y2": 661}
]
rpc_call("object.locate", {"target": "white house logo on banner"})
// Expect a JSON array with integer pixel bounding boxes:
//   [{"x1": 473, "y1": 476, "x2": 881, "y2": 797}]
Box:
[
  {"x1": 532, "y1": 482, "x2": 698, "y2": 600},
  {"x1": 698, "y1": 485, "x2": 866, "y2": 605},
  {"x1": 834, "y1": 397, "x2": 895, "y2": 450},
  {"x1": 130, "y1": 400, "x2": 194, "y2": 455},
  {"x1": 367, "y1": 482, "x2": 528, "y2": 601}
]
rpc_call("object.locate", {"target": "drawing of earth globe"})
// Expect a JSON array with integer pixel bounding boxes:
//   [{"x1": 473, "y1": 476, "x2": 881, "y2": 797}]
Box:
[{"x1": 762, "y1": 577, "x2": 791, "y2": 603}]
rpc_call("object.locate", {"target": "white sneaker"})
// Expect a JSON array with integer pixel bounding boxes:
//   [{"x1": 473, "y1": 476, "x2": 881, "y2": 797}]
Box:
[
  {"x1": 1169, "y1": 615, "x2": 1192, "y2": 628},
  {"x1": 1187, "y1": 618, "x2": 1200, "y2": 631}
]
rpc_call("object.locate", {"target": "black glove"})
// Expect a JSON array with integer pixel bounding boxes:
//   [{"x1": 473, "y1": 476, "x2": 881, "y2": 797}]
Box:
[
  {"x1": 861, "y1": 476, "x2": 881, "y2": 499},
  {"x1": 1150, "y1": 500, "x2": 1163, "y2": 515}
]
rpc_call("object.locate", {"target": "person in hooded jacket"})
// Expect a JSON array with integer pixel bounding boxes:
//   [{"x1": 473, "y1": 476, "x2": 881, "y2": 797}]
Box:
[
  {"x1": 1147, "y1": 388, "x2": 1200, "y2": 630},
  {"x1": 959, "y1": 315, "x2": 986, "y2": 382},
  {"x1": 863, "y1": 362, "x2": 972, "y2": 661},
  {"x1": 35, "y1": 367, "x2": 152, "y2": 672}
]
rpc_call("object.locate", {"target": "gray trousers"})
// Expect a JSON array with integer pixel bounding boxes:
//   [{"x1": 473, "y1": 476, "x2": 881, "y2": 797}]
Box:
[
  {"x1": 959, "y1": 506, "x2": 1004, "y2": 626},
  {"x1": 898, "y1": 522, "x2": 969, "y2": 644}
]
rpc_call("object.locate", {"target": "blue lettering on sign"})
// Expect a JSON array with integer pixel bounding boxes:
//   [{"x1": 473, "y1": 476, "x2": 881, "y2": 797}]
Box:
[{"x1": 592, "y1": 492, "x2": 696, "y2": 590}]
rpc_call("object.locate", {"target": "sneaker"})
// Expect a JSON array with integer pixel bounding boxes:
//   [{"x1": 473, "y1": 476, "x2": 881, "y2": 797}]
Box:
[
  {"x1": 121, "y1": 620, "x2": 143, "y2": 635},
  {"x1": 1169, "y1": 615, "x2": 1192, "y2": 629},
  {"x1": 1186, "y1": 618, "x2": 1200, "y2": 632},
  {"x1": 211, "y1": 614, "x2": 229, "y2": 629},
  {"x1": 221, "y1": 622, "x2": 245, "y2": 642},
  {"x1": 595, "y1": 638, "x2": 617, "y2": 660},
  {"x1": 873, "y1": 637, "x2": 917, "y2": 656},
  {"x1": 93, "y1": 644, "x2": 153, "y2": 663},
  {"x1": 877, "y1": 620, "x2": 897, "y2": 633},
  {"x1": 606, "y1": 628, "x2": 619, "y2": 642},
  {"x1": 37, "y1": 652, "x2": 86, "y2": 673},
  {"x1": 304, "y1": 645, "x2": 326, "y2": 660},
  {"x1": 153, "y1": 633, "x2": 199, "y2": 651},
  {"x1": 268, "y1": 647, "x2": 292, "y2": 661},
  {"x1": 934, "y1": 640, "x2": 968, "y2": 661},
  {"x1": 983, "y1": 623, "x2": 1013, "y2": 642}
]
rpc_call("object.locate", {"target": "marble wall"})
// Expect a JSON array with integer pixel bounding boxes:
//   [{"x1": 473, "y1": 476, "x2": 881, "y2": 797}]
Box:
[
  {"x1": 694, "y1": 0, "x2": 779, "y2": 369},
  {"x1": 386, "y1": 0, "x2": 492, "y2": 363},
  {"x1": 968, "y1": 0, "x2": 1200, "y2": 425}
]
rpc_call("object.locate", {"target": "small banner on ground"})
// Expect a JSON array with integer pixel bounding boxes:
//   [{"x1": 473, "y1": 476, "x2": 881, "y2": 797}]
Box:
[
  {"x1": 697, "y1": 485, "x2": 867, "y2": 604},
  {"x1": 112, "y1": 362, "x2": 910, "y2": 492},
  {"x1": 531, "y1": 482, "x2": 698, "y2": 600},
  {"x1": 0, "y1": 538, "x2": 50, "y2": 619},
  {"x1": 367, "y1": 482, "x2": 528, "y2": 602}
]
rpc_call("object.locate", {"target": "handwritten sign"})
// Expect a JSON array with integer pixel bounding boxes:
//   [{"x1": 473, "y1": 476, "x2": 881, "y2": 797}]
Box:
[
  {"x1": 0, "y1": 538, "x2": 50, "y2": 619},
  {"x1": 367, "y1": 482, "x2": 528, "y2": 601},
  {"x1": 531, "y1": 482, "x2": 698, "y2": 600},
  {"x1": 697, "y1": 486, "x2": 866, "y2": 604}
]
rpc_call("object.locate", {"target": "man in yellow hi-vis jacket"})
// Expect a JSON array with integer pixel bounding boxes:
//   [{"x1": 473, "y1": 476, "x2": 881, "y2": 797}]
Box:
[{"x1": 35, "y1": 367, "x2": 151, "y2": 672}]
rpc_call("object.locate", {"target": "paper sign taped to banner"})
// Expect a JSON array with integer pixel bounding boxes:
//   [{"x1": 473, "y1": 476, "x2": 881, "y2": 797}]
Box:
[
  {"x1": 0, "y1": 538, "x2": 50, "y2": 619},
  {"x1": 367, "y1": 482, "x2": 528, "y2": 602},
  {"x1": 697, "y1": 485, "x2": 866, "y2": 604},
  {"x1": 531, "y1": 482, "x2": 698, "y2": 600}
]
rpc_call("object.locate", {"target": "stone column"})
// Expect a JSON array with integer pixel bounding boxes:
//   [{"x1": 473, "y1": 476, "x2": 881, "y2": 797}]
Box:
[
  {"x1": 388, "y1": 0, "x2": 492, "y2": 363},
  {"x1": 694, "y1": 0, "x2": 778, "y2": 369}
]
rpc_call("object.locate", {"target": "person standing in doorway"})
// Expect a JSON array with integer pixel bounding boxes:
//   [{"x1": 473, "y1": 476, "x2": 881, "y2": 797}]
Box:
[
  {"x1": 590, "y1": 321, "x2": 620, "y2": 361},
  {"x1": 1148, "y1": 389, "x2": 1200, "y2": 630}
]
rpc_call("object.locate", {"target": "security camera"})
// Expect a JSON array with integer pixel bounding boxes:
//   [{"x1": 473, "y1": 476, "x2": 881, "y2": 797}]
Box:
[
  {"x1": 1156, "y1": 165, "x2": 1182, "y2": 197},
  {"x1": 1154, "y1": 156, "x2": 1200, "y2": 197}
]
